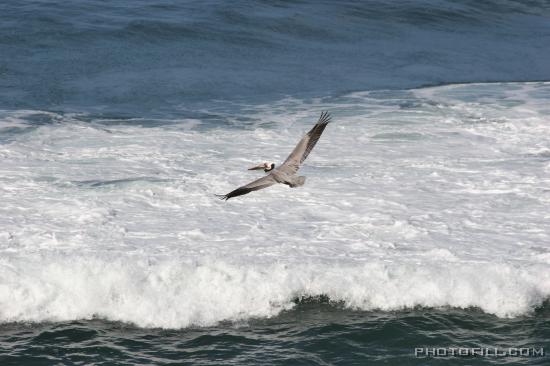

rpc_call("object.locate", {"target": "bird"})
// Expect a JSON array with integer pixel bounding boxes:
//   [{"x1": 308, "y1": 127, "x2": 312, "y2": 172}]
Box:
[{"x1": 216, "y1": 111, "x2": 332, "y2": 200}]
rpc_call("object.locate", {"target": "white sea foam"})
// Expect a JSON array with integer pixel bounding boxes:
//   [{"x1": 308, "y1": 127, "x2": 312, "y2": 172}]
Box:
[{"x1": 1, "y1": 82, "x2": 549, "y2": 328}]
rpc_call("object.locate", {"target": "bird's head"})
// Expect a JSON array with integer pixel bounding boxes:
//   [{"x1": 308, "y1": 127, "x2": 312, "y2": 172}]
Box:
[{"x1": 248, "y1": 162, "x2": 275, "y2": 172}]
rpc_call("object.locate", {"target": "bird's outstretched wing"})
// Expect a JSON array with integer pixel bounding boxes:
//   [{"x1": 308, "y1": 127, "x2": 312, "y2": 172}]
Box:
[
  {"x1": 279, "y1": 111, "x2": 331, "y2": 174},
  {"x1": 216, "y1": 174, "x2": 277, "y2": 200}
]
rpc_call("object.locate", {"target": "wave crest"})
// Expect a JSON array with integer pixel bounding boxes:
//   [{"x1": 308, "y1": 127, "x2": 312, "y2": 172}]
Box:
[{"x1": 1, "y1": 256, "x2": 548, "y2": 328}]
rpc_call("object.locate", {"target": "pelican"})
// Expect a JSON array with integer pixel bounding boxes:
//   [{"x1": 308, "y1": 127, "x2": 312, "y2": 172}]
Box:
[{"x1": 216, "y1": 111, "x2": 332, "y2": 200}]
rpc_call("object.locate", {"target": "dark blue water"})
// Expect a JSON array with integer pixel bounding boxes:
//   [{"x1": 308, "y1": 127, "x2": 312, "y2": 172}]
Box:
[
  {"x1": 2, "y1": 1, "x2": 550, "y2": 364},
  {"x1": 2, "y1": 0, "x2": 550, "y2": 117},
  {"x1": 1, "y1": 302, "x2": 549, "y2": 365}
]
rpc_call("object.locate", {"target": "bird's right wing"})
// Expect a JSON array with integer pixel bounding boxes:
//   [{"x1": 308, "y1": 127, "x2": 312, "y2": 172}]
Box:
[
  {"x1": 216, "y1": 174, "x2": 277, "y2": 200},
  {"x1": 279, "y1": 111, "x2": 331, "y2": 174}
]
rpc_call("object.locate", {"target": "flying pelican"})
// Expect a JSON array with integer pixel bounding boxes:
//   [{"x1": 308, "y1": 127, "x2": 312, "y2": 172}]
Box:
[{"x1": 216, "y1": 111, "x2": 332, "y2": 200}]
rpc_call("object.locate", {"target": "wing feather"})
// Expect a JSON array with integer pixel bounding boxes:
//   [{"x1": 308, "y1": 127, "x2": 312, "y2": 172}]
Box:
[
  {"x1": 216, "y1": 174, "x2": 277, "y2": 200},
  {"x1": 280, "y1": 111, "x2": 331, "y2": 174}
]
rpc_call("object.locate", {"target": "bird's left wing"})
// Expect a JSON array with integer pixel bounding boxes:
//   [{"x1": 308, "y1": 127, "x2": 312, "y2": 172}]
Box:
[
  {"x1": 216, "y1": 174, "x2": 277, "y2": 200},
  {"x1": 279, "y1": 111, "x2": 331, "y2": 174}
]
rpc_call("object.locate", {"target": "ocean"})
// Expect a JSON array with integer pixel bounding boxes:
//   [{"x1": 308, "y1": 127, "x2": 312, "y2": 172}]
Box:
[{"x1": 1, "y1": 1, "x2": 550, "y2": 365}]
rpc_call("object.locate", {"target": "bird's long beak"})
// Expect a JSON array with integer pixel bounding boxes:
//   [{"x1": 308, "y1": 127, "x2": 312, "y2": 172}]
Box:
[{"x1": 248, "y1": 164, "x2": 265, "y2": 170}]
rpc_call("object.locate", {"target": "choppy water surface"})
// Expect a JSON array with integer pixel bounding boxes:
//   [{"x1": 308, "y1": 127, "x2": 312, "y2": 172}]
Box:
[
  {"x1": 1, "y1": 303, "x2": 549, "y2": 366},
  {"x1": 1, "y1": 83, "x2": 550, "y2": 358},
  {"x1": 1, "y1": 0, "x2": 550, "y2": 364},
  {"x1": 2, "y1": 0, "x2": 550, "y2": 115}
]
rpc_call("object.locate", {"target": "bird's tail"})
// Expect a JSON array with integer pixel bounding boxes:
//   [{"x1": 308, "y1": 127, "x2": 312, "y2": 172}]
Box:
[
  {"x1": 289, "y1": 176, "x2": 306, "y2": 188},
  {"x1": 215, "y1": 194, "x2": 229, "y2": 201}
]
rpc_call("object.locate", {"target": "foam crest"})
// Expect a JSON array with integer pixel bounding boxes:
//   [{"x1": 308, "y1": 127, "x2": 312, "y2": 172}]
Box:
[{"x1": 1, "y1": 256, "x2": 548, "y2": 328}]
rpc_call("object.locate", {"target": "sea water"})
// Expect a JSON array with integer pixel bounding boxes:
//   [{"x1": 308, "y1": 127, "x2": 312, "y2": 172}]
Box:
[{"x1": 1, "y1": 1, "x2": 550, "y2": 365}]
